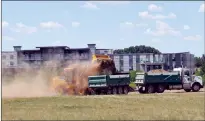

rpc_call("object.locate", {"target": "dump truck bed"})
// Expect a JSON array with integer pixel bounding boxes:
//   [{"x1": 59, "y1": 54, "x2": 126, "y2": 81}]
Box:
[
  {"x1": 135, "y1": 72, "x2": 182, "y2": 85},
  {"x1": 88, "y1": 74, "x2": 130, "y2": 88}
]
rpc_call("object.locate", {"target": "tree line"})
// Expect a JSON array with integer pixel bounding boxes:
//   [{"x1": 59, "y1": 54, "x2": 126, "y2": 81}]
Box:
[
  {"x1": 195, "y1": 55, "x2": 205, "y2": 81},
  {"x1": 113, "y1": 45, "x2": 161, "y2": 54},
  {"x1": 195, "y1": 55, "x2": 205, "y2": 68}
]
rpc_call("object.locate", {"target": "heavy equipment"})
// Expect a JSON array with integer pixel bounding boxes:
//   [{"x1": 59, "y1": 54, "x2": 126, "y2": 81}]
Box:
[
  {"x1": 86, "y1": 74, "x2": 131, "y2": 95},
  {"x1": 92, "y1": 54, "x2": 117, "y2": 75},
  {"x1": 134, "y1": 67, "x2": 204, "y2": 94},
  {"x1": 50, "y1": 54, "x2": 117, "y2": 95}
]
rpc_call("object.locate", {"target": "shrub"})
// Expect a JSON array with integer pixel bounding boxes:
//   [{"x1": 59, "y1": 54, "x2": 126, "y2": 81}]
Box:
[{"x1": 129, "y1": 82, "x2": 136, "y2": 89}]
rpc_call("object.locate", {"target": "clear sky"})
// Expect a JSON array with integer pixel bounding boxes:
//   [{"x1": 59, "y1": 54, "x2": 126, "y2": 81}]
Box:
[{"x1": 2, "y1": 1, "x2": 204, "y2": 57}]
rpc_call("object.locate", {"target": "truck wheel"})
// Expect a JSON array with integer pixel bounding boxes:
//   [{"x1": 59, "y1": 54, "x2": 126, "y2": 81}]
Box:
[
  {"x1": 123, "y1": 86, "x2": 128, "y2": 95},
  {"x1": 192, "y1": 83, "x2": 200, "y2": 92},
  {"x1": 138, "y1": 87, "x2": 146, "y2": 94},
  {"x1": 112, "y1": 87, "x2": 118, "y2": 95},
  {"x1": 90, "y1": 90, "x2": 96, "y2": 95},
  {"x1": 156, "y1": 85, "x2": 165, "y2": 93},
  {"x1": 107, "y1": 89, "x2": 112, "y2": 95},
  {"x1": 118, "y1": 87, "x2": 123, "y2": 95},
  {"x1": 184, "y1": 89, "x2": 191, "y2": 92},
  {"x1": 84, "y1": 89, "x2": 89, "y2": 95},
  {"x1": 146, "y1": 85, "x2": 155, "y2": 93}
]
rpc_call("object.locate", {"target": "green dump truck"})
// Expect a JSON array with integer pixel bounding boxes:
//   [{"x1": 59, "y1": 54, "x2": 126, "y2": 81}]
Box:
[
  {"x1": 86, "y1": 74, "x2": 131, "y2": 95},
  {"x1": 135, "y1": 68, "x2": 204, "y2": 94}
]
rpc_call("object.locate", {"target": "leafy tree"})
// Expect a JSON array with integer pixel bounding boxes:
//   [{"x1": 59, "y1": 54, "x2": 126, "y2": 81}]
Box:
[
  {"x1": 129, "y1": 70, "x2": 143, "y2": 82},
  {"x1": 130, "y1": 70, "x2": 136, "y2": 82},
  {"x1": 129, "y1": 70, "x2": 144, "y2": 89},
  {"x1": 195, "y1": 68, "x2": 201, "y2": 76},
  {"x1": 114, "y1": 45, "x2": 161, "y2": 54},
  {"x1": 194, "y1": 54, "x2": 205, "y2": 68},
  {"x1": 201, "y1": 64, "x2": 205, "y2": 75},
  {"x1": 195, "y1": 57, "x2": 202, "y2": 68}
]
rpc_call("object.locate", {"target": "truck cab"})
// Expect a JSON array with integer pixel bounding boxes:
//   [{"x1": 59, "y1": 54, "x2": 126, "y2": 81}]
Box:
[
  {"x1": 134, "y1": 68, "x2": 204, "y2": 94},
  {"x1": 173, "y1": 67, "x2": 204, "y2": 92}
]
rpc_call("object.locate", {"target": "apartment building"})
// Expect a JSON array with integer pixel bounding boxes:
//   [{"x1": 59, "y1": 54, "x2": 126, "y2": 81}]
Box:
[
  {"x1": 111, "y1": 53, "x2": 164, "y2": 72},
  {"x1": 2, "y1": 44, "x2": 195, "y2": 73},
  {"x1": 9, "y1": 44, "x2": 113, "y2": 68},
  {"x1": 111, "y1": 52, "x2": 195, "y2": 73},
  {"x1": 163, "y1": 52, "x2": 195, "y2": 72},
  {"x1": 2, "y1": 51, "x2": 18, "y2": 68}
]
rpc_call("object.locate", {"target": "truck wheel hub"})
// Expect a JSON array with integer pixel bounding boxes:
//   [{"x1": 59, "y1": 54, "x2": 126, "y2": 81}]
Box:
[{"x1": 194, "y1": 85, "x2": 199, "y2": 90}]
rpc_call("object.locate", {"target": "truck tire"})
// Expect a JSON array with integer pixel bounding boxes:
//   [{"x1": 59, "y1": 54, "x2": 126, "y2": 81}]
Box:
[
  {"x1": 112, "y1": 87, "x2": 118, "y2": 95},
  {"x1": 123, "y1": 86, "x2": 128, "y2": 95},
  {"x1": 138, "y1": 87, "x2": 146, "y2": 94},
  {"x1": 184, "y1": 89, "x2": 191, "y2": 92},
  {"x1": 156, "y1": 85, "x2": 165, "y2": 93},
  {"x1": 192, "y1": 83, "x2": 201, "y2": 92},
  {"x1": 118, "y1": 87, "x2": 123, "y2": 95},
  {"x1": 90, "y1": 90, "x2": 96, "y2": 95},
  {"x1": 107, "y1": 89, "x2": 112, "y2": 95},
  {"x1": 145, "y1": 85, "x2": 155, "y2": 93}
]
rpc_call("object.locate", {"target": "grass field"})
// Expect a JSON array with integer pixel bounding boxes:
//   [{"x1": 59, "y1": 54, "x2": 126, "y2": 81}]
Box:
[{"x1": 2, "y1": 91, "x2": 205, "y2": 120}]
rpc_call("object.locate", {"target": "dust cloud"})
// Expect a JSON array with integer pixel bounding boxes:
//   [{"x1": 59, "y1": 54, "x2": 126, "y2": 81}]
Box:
[
  {"x1": 66, "y1": 61, "x2": 101, "y2": 94},
  {"x1": 2, "y1": 62, "x2": 58, "y2": 98},
  {"x1": 2, "y1": 60, "x2": 101, "y2": 98}
]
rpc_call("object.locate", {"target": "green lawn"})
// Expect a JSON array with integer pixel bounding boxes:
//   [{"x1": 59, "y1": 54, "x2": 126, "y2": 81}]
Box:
[{"x1": 2, "y1": 92, "x2": 205, "y2": 120}]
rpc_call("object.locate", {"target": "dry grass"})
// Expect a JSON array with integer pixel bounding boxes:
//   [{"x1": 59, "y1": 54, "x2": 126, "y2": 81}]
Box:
[{"x1": 2, "y1": 91, "x2": 205, "y2": 120}]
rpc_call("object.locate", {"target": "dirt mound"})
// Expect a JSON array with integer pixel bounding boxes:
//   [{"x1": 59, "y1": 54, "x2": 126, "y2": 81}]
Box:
[
  {"x1": 97, "y1": 59, "x2": 116, "y2": 75},
  {"x1": 148, "y1": 69, "x2": 168, "y2": 73}
]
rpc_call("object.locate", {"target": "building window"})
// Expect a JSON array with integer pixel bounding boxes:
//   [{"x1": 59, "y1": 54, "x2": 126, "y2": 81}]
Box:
[
  {"x1": 136, "y1": 55, "x2": 140, "y2": 63},
  {"x1": 48, "y1": 49, "x2": 53, "y2": 53},
  {"x1": 2, "y1": 55, "x2": 6, "y2": 59},
  {"x1": 129, "y1": 55, "x2": 133, "y2": 63},
  {"x1": 120, "y1": 60, "x2": 123, "y2": 66},
  {"x1": 120, "y1": 66, "x2": 124, "y2": 72},
  {"x1": 10, "y1": 61, "x2": 14, "y2": 66},
  {"x1": 129, "y1": 66, "x2": 133, "y2": 71},
  {"x1": 146, "y1": 55, "x2": 150, "y2": 62},
  {"x1": 140, "y1": 55, "x2": 146, "y2": 63},
  {"x1": 136, "y1": 58, "x2": 140, "y2": 63},
  {"x1": 120, "y1": 55, "x2": 123, "y2": 60},
  {"x1": 172, "y1": 54, "x2": 175, "y2": 61},
  {"x1": 10, "y1": 55, "x2": 14, "y2": 59}
]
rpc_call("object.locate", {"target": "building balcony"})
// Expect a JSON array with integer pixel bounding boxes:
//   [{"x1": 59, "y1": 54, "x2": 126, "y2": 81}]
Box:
[
  {"x1": 139, "y1": 60, "x2": 165, "y2": 64},
  {"x1": 23, "y1": 57, "x2": 43, "y2": 61},
  {"x1": 64, "y1": 56, "x2": 89, "y2": 60}
]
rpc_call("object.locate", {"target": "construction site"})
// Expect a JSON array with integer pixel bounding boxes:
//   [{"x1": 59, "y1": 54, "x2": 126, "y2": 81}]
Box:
[
  {"x1": 2, "y1": 1, "x2": 204, "y2": 120},
  {"x1": 2, "y1": 54, "x2": 204, "y2": 120},
  {"x1": 2, "y1": 54, "x2": 120, "y2": 97}
]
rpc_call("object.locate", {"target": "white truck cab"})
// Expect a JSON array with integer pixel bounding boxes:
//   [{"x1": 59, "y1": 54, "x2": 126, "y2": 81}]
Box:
[{"x1": 174, "y1": 68, "x2": 204, "y2": 92}]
